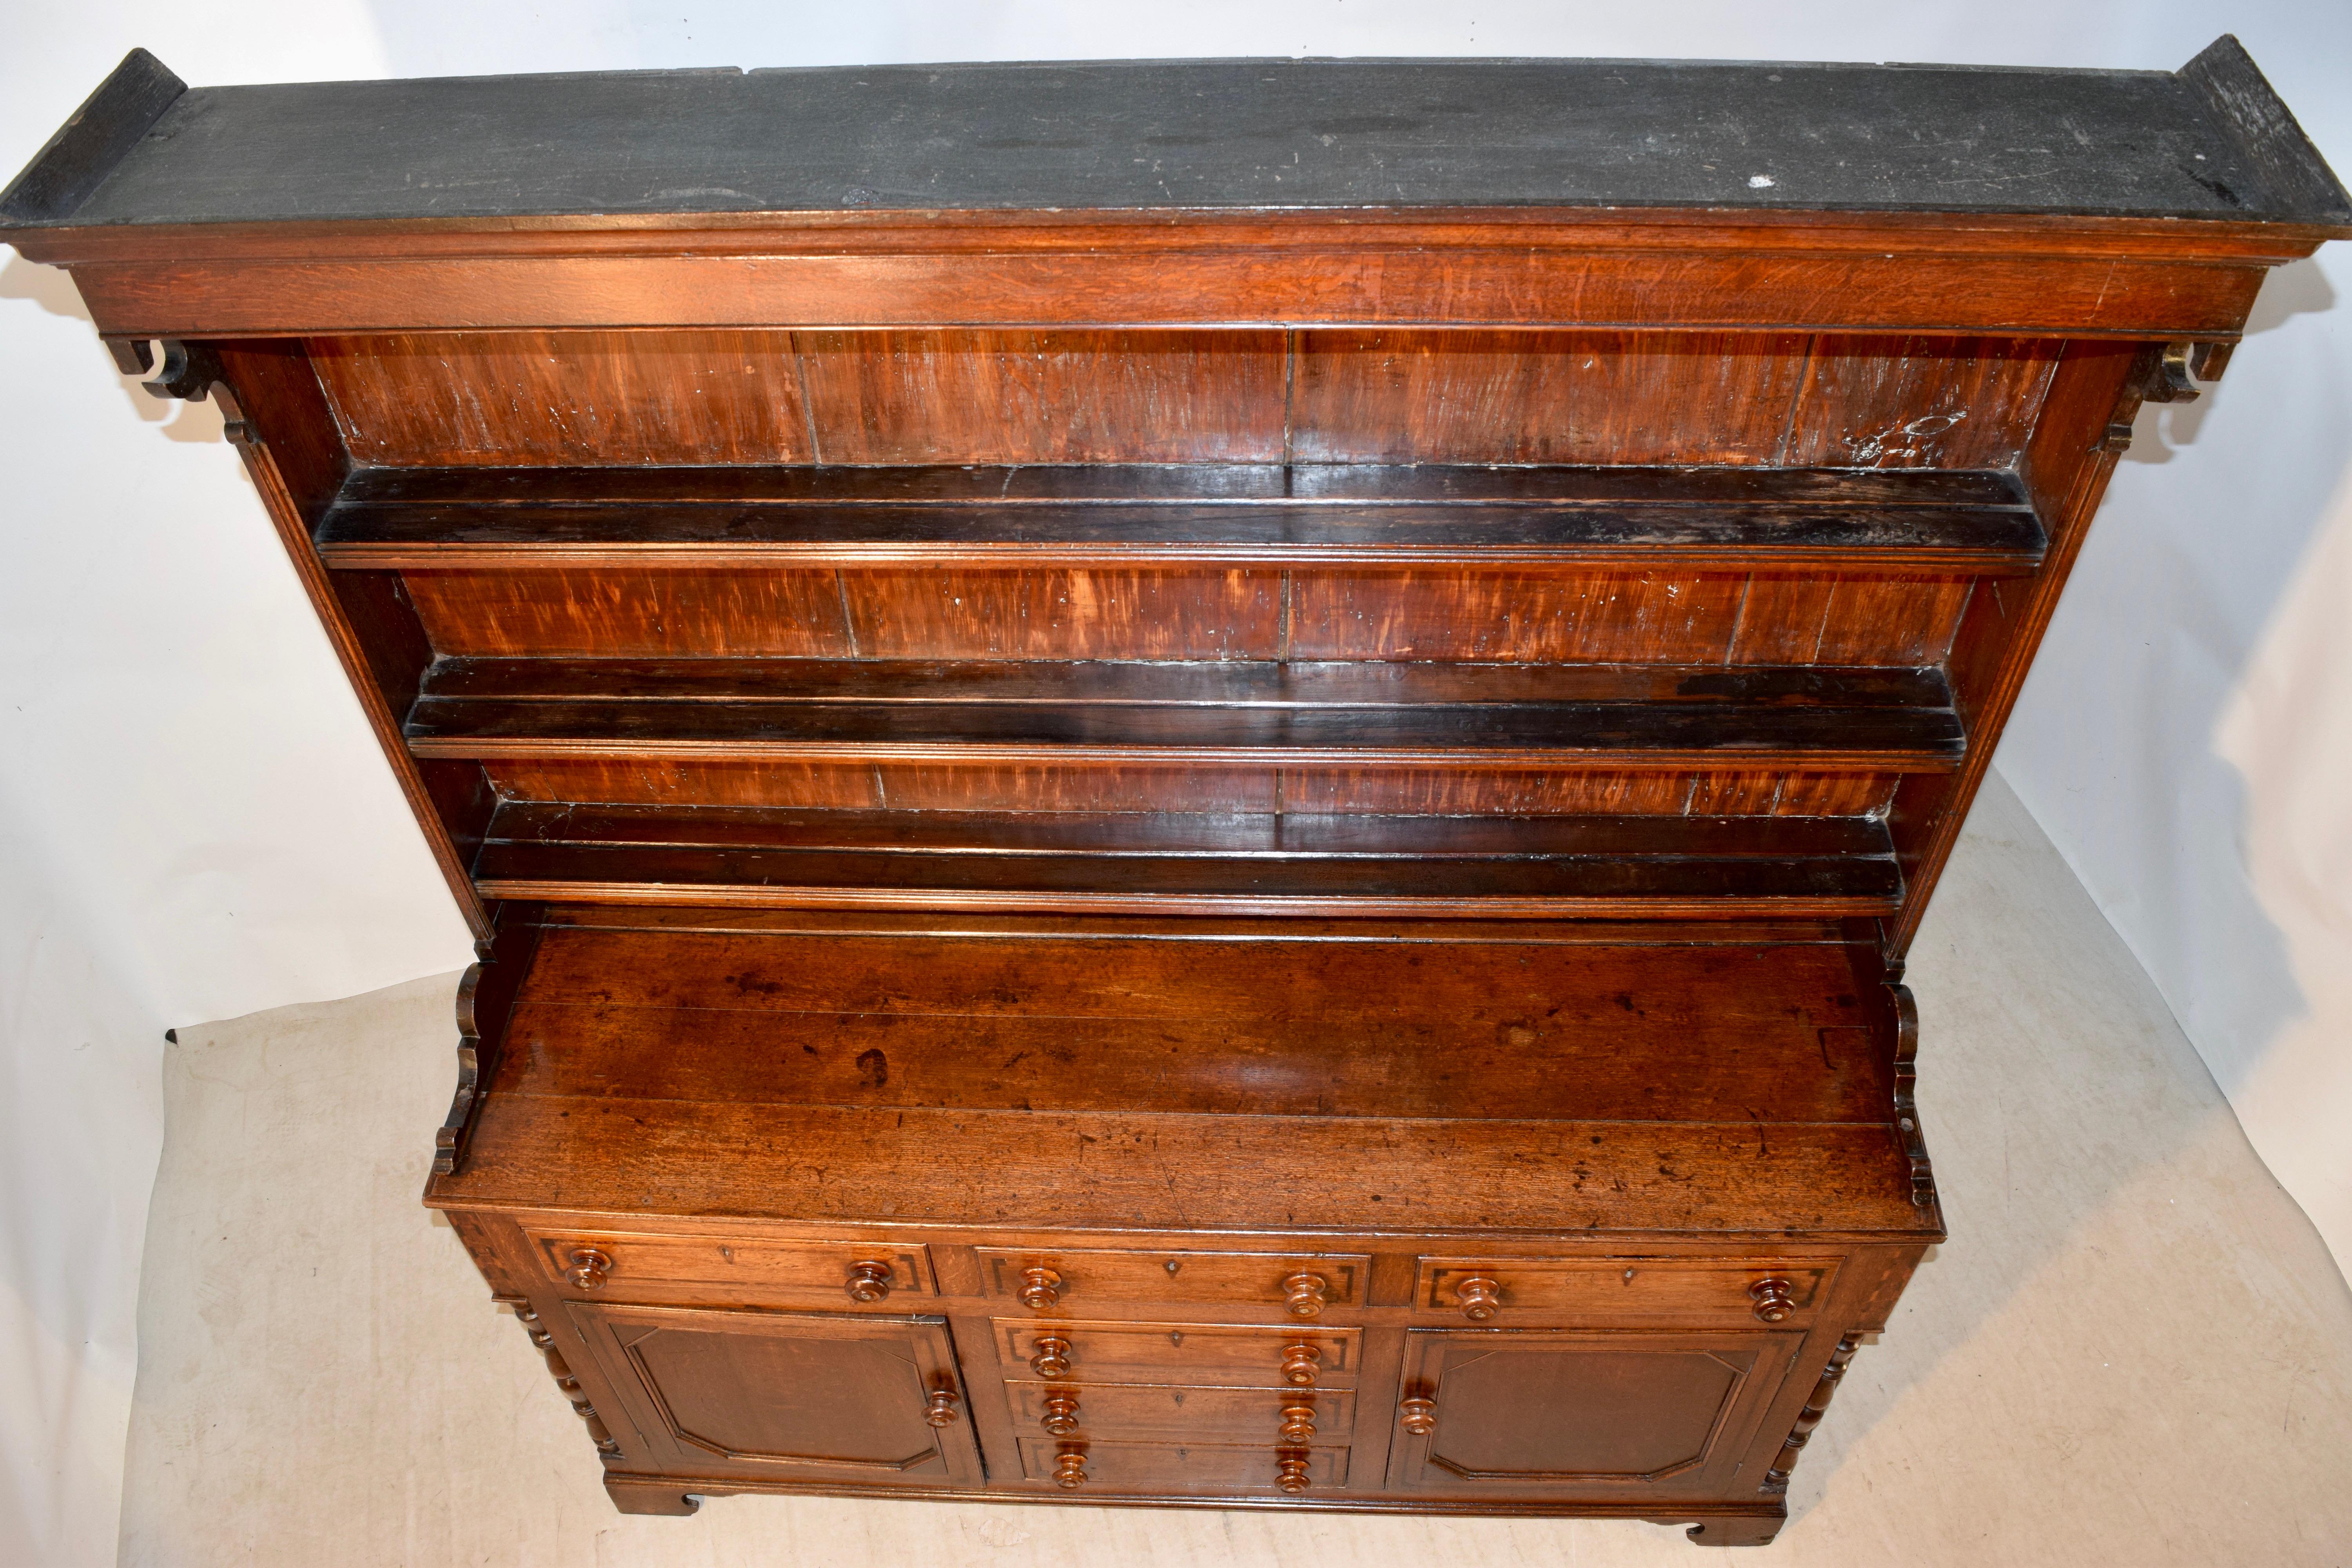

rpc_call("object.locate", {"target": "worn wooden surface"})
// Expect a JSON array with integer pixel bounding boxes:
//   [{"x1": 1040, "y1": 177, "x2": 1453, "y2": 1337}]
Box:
[
  {"x1": 10, "y1": 45, "x2": 2345, "y2": 229},
  {"x1": 394, "y1": 566, "x2": 1977, "y2": 666},
  {"x1": 431, "y1": 914, "x2": 1931, "y2": 1239},
  {"x1": 307, "y1": 329, "x2": 2060, "y2": 472}
]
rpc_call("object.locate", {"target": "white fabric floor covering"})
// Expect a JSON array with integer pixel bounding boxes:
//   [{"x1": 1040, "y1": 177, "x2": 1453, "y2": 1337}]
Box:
[{"x1": 117, "y1": 775, "x2": 2352, "y2": 1565}]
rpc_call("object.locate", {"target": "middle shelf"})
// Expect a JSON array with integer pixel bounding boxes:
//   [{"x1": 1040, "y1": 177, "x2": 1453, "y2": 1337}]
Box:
[{"x1": 404, "y1": 659, "x2": 1965, "y2": 770}]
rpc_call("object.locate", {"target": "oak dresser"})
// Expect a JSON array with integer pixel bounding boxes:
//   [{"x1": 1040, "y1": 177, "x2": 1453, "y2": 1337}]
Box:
[{"x1": 6, "y1": 38, "x2": 2345, "y2": 1546}]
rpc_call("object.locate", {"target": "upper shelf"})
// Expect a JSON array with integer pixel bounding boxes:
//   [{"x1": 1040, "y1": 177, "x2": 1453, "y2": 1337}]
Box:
[
  {"x1": 316, "y1": 463, "x2": 2046, "y2": 574},
  {"x1": 6, "y1": 39, "x2": 2347, "y2": 232}
]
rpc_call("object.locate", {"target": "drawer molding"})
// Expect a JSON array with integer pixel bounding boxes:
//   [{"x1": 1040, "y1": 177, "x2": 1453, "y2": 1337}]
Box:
[
  {"x1": 527, "y1": 1228, "x2": 936, "y2": 1303},
  {"x1": 1017, "y1": 1437, "x2": 1351, "y2": 1494},
  {"x1": 1004, "y1": 1379, "x2": 1359, "y2": 1447},
  {"x1": 1416, "y1": 1256, "x2": 1837, "y2": 1326},
  {"x1": 978, "y1": 1247, "x2": 1369, "y2": 1317},
  {"x1": 997, "y1": 1319, "x2": 1362, "y2": 1389}
]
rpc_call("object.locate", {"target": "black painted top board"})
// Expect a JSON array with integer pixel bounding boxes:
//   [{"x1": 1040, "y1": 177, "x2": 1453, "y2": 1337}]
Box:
[{"x1": 5, "y1": 37, "x2": 2348, "y2": 231}]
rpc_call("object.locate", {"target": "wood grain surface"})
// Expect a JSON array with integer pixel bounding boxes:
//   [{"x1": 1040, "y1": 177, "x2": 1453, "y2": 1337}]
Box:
[{"x1": 311, "y1": 329, "x2": 2060, "y2": 472}]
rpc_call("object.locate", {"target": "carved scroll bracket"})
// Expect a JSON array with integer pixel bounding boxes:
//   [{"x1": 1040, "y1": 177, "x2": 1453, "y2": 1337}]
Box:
[
  {"x1": 2104, "y1": 338, "x2": 2235, "y2": 451},
  {"x1": 495, "y1": 1294, "x2": 624, "y2": 1464},
  {"x1": 1880, "y1": 953, "x2": 1936, "y2": 1209},
  {"x1": 2144, "y1": 339, "x2": 2235, "y2": 404},
  {"x1": 1890, "y1": 980, "x2": 1933, "y2": 1208},
  {"x1": 109, "y1": 337, "x2": 258, "y2": 444},
  {"x1": 436, "y1": 905, "x2": 543, "y2": 1176}
]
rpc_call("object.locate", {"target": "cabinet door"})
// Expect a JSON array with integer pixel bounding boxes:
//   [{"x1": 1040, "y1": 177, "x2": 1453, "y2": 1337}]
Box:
[
  {"x1": 567, "y1": 1301, "x2": 982, "y2": 1485},
  {"x1": 1387, "y1": 1328, "x2": 1801, "y2": 1496}
]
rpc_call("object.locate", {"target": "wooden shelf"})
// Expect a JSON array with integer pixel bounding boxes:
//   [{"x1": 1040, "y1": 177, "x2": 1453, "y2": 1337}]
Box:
[
  {"x1": 316, "y1": 463, "x2": 2046, "y2": 572},
  {"x1": 434, "y1": 909, "x2": 1937, "y2": 1237},
  {"x1": 469, "y1": 805, "x2": 1904, "y2": 916},
  {"x1": 406, "y1": 659, "x2": 1965, "y2": 770}
]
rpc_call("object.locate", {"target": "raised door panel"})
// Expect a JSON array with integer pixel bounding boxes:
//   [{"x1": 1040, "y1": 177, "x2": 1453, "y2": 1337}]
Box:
[
  {"x1": 1387, "y1": 1328, "x2": 1803, "y2": 1496},
  {"x1": 567, "y1": 1303, "x2": 982, "y2": 1485}
]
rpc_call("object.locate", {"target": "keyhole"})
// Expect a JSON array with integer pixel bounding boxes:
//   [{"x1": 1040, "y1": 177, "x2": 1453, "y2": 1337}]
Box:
[
  {"x1": 1165, "y1": 1259, "x2": 1182, "y2": 1275},
  {"x1": 1169, "y1": 1330, "x2": 1185, "y2": 1347},
  {"x1": 1623, "y1": 1268, "x2": 1635, "y2": 1283}
]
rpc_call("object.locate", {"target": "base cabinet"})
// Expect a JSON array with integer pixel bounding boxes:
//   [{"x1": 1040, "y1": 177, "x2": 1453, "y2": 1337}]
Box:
[{"x1": 505, "y1": 1229, "x2": 1911, "y2": 1535}]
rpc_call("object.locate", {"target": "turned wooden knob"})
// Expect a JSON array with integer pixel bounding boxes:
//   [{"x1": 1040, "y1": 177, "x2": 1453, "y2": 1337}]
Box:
[
  {"x1": 1274, "y1": 1452, "x2": 1312, "y2": 1494},
  {"x1": 1279, "y1": 1341, "x2": 1321, "y2": 1387},
  {"x1": 924, "y1": 1387, "x2": 960, "y2": 1428},
  {"x1": 1278, "y1": 1401, "x2": 1316, "y2": 1445},
  {"x1": 1029, "y1": 1335, "x2": 1073, "y2": 1379},
  {"x1": 844, "y1": 1261, "x2": 894, "y2": 1303},
  {"x1": 1399, "y1": 1395, "x2": 1437, "y2": 1437},
  {"x1": 1454, "y1": 1276, "x2": 1502, "y2": 1320},
  {"x1": 564, "y1": 1247, "x2": 613, "y2": 1290},
  {"x1": 1017, "y1": 1266, "x2": 1064, "y2": 1311},
  {"x1": 1281, "y1": 1272, "x2": 1330, "y2": 1319},
  {"x1": 1041, "y1": 1390, "x2": 1082, "y2": 1437},
  {"x1": 1052, "y1": 1444, "x2": 1087, "y2": 1489},
  {"x1": 1749, "y1": 1277, "x2": 1797, "y2": 1323}
]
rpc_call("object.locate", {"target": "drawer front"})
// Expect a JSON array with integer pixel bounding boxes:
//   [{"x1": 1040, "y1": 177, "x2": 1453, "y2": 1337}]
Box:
[
  {"x1": 527, "y1": 1227, "x2": 935, "y2": 1304},
  {"x1": 997, "y1": 1320, "x2": 1361, "y2": 1389},
  {"x1": 1415, "y1": 1257, "x2": 1835, "y2": 1326},
  {"x1": 1017, "y1": 1437, "x2": 1350, "y2": 1494},
  {"x1": 1006, "y1": 1380, "x2": 1357, "y2": 1445},
  {"x1": 976, "y1": 1247, "x2": 1368, "y2": 1318}
]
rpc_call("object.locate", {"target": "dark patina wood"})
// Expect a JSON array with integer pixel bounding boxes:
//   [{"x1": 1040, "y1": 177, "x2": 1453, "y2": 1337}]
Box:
[{"x1": 7, "y1": 36, "x2": 2341, "y2": 1546}]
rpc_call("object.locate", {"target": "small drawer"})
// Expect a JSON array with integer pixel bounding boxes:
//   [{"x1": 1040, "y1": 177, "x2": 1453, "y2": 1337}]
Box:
[
  {"x1": 997, "y1": 1320, "x2": 1360, "y2": 1389},
  {"x1": 1415, "y1": 1256, "x2": 1835, "y2": 1326},
  {"x1": 526, "y1": 1227, "x2": 935, "y2": 1304},
  {"x1": 976, "y1": 1247, "x2": 1368, "y2": 1319},
  {"x1": 1007, "y1": 1380, "x2": 1356, "y2": 1445},
  {"x1": 1017, "y1": 1437, "x2": 1349, "y2": 1494}
]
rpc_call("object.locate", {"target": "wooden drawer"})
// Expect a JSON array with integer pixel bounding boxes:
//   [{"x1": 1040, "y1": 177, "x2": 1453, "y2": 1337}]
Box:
[
  {"x1": 1017, "y1": 1437, "x2": 1350, "y2": 1494},
  {"x1": 525, "y1": 1227, "x2": 935, "y2": 1304},
  {"x1": 1415, "y1": 1256, "x2": 1835, "y2": 1326},
  {"x1": 976, "y1": 1247, "x2": 1368, "y2": 1318},
  {"x1": 1005, "y1": 1380, "x2": 1357, "y2": 1445},
  {"x1": 996, "y1": 1320, "x2": 1361, "y2": 1389}
]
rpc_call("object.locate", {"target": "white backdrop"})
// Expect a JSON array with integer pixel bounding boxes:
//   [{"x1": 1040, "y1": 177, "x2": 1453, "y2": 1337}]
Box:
[{"x1": 2, "y1": 4, "x2": 2346, "y2": 1564}]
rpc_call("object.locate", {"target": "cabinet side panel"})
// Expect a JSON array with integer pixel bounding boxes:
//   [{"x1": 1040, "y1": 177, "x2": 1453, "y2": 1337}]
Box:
[
  {"x1": 212, "y1": 340, "x2": 494, "y2": 937},
  {"x1": 1883, "y1": 340, "x2": 2143, "y2": 954}
]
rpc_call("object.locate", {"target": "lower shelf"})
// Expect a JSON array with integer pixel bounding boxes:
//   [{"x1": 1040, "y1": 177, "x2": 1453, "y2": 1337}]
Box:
[{"x1": 469, "y1": 804, "x2": 1903, "y2": 916}]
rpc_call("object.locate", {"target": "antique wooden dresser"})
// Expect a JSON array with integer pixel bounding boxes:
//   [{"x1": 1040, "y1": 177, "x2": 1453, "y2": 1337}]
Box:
[{"x1": 7, "y1": 38, "x2": 2345, "y2": 1546}]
